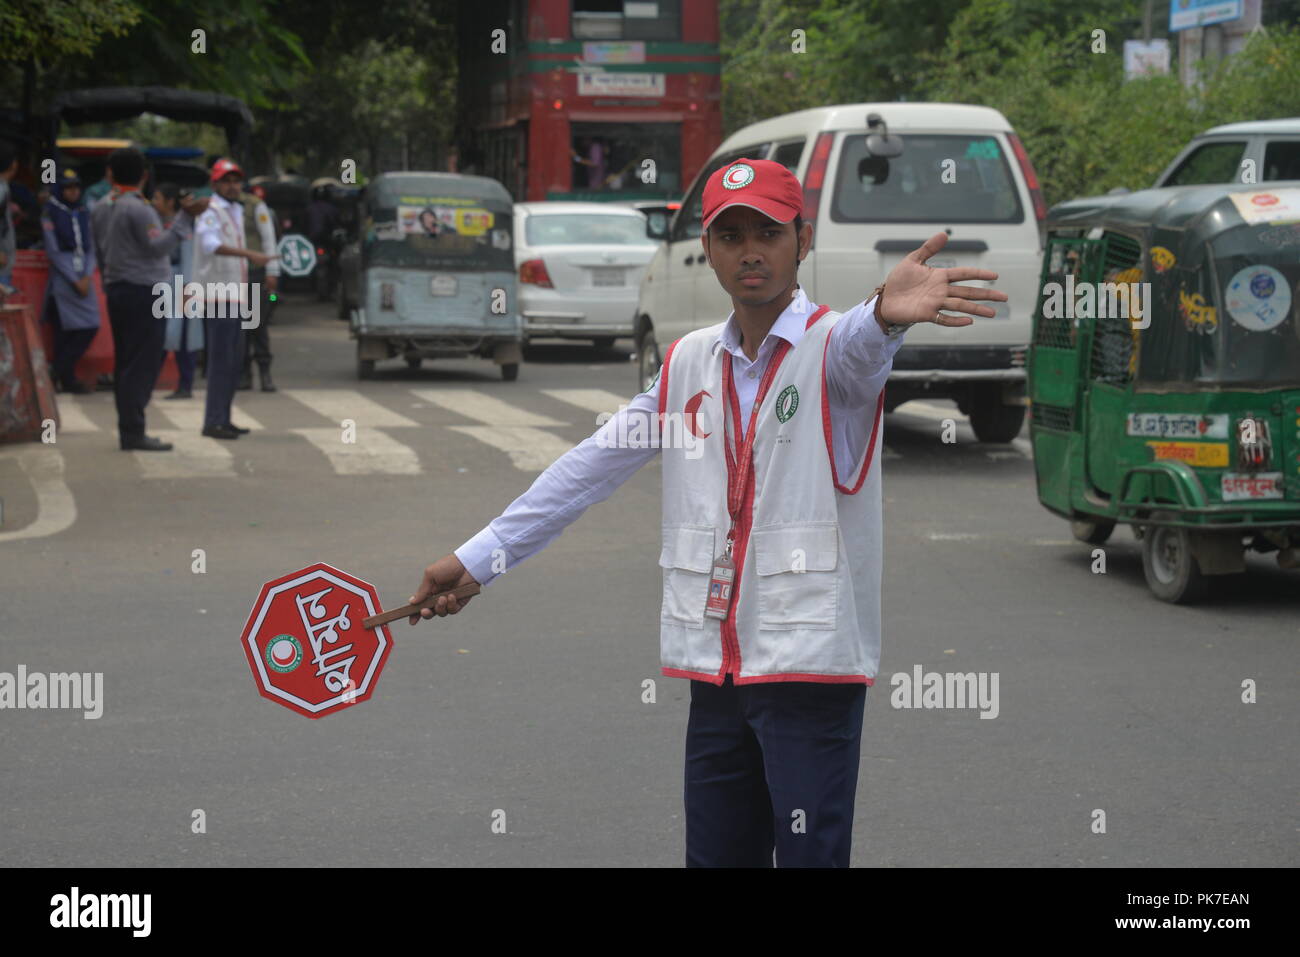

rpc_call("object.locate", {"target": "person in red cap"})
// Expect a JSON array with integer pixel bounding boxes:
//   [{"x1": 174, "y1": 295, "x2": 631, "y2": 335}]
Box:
[
  {"x1": 404, "y1": 157, "x2": 1006, "y2": 867},
  {"x1": 192, "y1": 157, "x2": 277, "y2": 439}
]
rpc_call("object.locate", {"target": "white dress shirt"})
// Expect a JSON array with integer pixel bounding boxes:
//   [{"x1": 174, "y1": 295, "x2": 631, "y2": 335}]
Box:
[
  {"x1": 195, "y1": 193, "x2": 244, "y2": 256},
  {"x1": 454, "y1": 286, "x2": 906, "y2": 587}
]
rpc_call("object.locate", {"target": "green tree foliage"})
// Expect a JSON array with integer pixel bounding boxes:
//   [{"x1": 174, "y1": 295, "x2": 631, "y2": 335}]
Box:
[{"x1": 0, "y1": 0, "x2": 140, "y2": 61}]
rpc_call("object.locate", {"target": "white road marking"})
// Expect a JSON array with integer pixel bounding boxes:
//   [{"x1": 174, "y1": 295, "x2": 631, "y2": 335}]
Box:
[
  {"x1": 291, "y1": 428, "x2": 421, "y2": 475},
  {"x1": 1031, "y1": 539, "x2": 1077, "y2": 546},
  {"x1": 134, "y1": 431, "x2": 236, "y2": 479},
  {"x1": 51, "y1": 395, "x2": 101, "y2": 433},
  {"x1": 926, "y1": 531, "x2": 980, "y2": 541},
  {"x1": 154, "y1": 395, "x2": 264, "y2": 432},
  {"x1": 285, "y1": 389, "x2": 420, "y2": 428},
  {"x1": 448, "y1": 425, "x2": 575, "y2": 471},
  {"x1": 985, "y1": 450, "x2": 1026, "y2": 461},
  {"x1": 1012, "y1": 438, "x2": 1032, "y2": 457},
  {"x1": 0, "y1": 447, "x2": 77, "y2": 541},
  {"x1": 411, "y1": 388, "x2": 566, "y2": 427},
  {"x1": 542, "y1": 388, "x2": 635, "y2": 417},
  {"x1": 894, "y1": 401, "x2": 965, "y2": 422}
]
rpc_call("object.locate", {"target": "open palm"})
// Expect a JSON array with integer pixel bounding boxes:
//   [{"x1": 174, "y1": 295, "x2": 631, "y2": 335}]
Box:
[{"x1": 878, "y1": 232, "x2": 1008, "y2": 327}]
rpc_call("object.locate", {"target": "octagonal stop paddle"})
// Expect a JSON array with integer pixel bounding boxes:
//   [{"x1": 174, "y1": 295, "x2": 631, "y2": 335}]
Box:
[{"x1": 241, "y1": 562, "x2": 481, "y2": 719}]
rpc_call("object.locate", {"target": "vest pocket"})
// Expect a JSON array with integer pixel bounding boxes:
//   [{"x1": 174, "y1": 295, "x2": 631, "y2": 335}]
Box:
[
  {"x1": 659, "y1": 525, "x2": 716, "y2": 627},
  {"x1": 751, "y1": 523, "x2": 839, "y2": 630}
]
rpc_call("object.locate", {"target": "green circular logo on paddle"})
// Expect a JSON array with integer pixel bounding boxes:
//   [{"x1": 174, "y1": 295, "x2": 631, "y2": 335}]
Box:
[
  {"x1": 775, "y1": 384, "x2": 799, "y2": 423},
  {"x1": 265, "y1": 634, "x2": 303, "y2": 673}
]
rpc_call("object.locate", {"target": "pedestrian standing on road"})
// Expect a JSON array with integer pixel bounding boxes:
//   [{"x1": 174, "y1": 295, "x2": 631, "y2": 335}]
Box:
[
  {"x1": 237, "y1": 183, "x2": 281, "y2": 392},
  {"x1": 152, "y1": 182, "x2": 202, "y2": 400},
  {"x1": 406, "y1": 159, "x2": 1007, "y2": 867},
  {"x1": 40, "y1": 168, "x2": 99, "y2": 394},
  {"x1": 0, "y1": 140, "x2": 18, "y2": 287},
  {"x1": 95, "y1": 147, "x2": 207, "y2": 452},
  {"x1": 191, "y1": 158, "x2": 275, "y2": 440}
]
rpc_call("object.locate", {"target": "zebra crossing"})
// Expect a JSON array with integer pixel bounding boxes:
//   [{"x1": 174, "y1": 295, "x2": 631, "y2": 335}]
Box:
[{"x1": 47, "y1": 389, "x2": 1028, "y2": 479}]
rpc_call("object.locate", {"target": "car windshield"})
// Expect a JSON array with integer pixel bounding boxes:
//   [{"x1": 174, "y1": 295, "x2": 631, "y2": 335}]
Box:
[
  {"x1": 525, "y1": 213, "x2": 653, "y2": 246},
  {"x1": 1139, "y1": 223, "x2": 1300, "y2": 386},
  {"x1": 831, "y1": 133, "x2": 1023, "y2": 224}
]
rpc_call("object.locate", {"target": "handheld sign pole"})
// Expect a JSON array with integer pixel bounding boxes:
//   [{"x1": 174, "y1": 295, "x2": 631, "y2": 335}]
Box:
[{"x1": 362, "y1": 582, "x2": 481, "y2": 629}]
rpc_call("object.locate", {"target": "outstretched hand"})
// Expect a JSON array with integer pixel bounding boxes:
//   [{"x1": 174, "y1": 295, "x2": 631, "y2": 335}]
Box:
[
  {"x1": 408, "y1": 553, "x2": 480, "y2": 624},
  {"x1": 878, "y1": 232, "x2": 1008, "y2": 327}
]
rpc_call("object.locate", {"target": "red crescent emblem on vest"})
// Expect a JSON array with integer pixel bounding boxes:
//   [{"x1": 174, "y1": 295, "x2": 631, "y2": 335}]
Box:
[{"x1": 684, "y1": 389, "x2": 712, "y2": 438}]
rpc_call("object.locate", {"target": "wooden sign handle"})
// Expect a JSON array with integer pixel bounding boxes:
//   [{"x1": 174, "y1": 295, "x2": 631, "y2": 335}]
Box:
[{"x1": 362, "y1": 582, "x2": 481, "y2": 629}]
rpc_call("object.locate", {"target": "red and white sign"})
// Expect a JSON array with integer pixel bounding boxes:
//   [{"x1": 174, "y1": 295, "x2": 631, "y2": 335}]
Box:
[
  {"x1": 1220, "y1": 472, "x2": 1284, "y2": 501},
  {"x1": 241, "y1": 563, "x2": 393, "y2": 719}
]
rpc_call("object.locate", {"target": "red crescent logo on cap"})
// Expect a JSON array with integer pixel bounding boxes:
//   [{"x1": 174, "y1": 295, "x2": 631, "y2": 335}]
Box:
[
  {"x1": 722, "y1": 163, "x2": 755, "y2": 190},
  {"x1": 684, "y1": 389, "x2": 712, "y2": 438}
]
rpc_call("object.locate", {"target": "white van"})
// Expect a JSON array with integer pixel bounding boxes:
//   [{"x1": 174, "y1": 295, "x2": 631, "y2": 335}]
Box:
[{"x1": 634, "y1": 103, "x2": 1045, "y2": 442}]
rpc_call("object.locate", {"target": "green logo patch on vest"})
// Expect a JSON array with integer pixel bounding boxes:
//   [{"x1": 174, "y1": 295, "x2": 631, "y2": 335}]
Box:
[{"x1": 775, "y1": 384, "x2": 799, "y2": 423}]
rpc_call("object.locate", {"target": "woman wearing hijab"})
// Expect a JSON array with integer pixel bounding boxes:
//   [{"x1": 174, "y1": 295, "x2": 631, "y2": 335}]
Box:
[
  {"x1": 153, "y1": 182, "x2": 202, "y2": 399},
  {"x1": 41, "y1": 167, "x2": 100, "y2": 393}
]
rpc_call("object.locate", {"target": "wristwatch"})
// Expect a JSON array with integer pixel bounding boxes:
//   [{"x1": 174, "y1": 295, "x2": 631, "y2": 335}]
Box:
[{"x1": 872, "y1": 284, "x2": 907, "y2": 336}]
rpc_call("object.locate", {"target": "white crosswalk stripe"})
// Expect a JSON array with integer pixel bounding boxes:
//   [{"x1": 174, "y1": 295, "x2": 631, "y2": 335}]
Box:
[
  {"x1": 285, "y1": 389, "x2": 420, "y2": 428},
  {"x1": 132, "y1": 431, "x2": 236, "y2": 479},
  {"x1": 411, "y1": 388, "x2": 566, "y2": 427},
  {"x1": 542, "y1": 388, "x2": 636, "y2": 417},
  {"x1": 52, "y1": 396, "x2": 101, "y2": 433},
  {"x1": 290, "y1": 427, "x2": 422, "y2": 475},
  {"x1": 448, "y1": 425, "x2": 575, "y2": 472},
  {"x1": 893, "y1": 401, "x2": 965, "y2": 422},
  {"x1": 153, "y1": 394, "x2": 265, "y2": 432}
]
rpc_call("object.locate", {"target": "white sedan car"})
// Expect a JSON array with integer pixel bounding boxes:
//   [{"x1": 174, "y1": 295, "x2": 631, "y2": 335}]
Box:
[{"x1": 514, "y1": 202, "x2": 658, "y2": 347}]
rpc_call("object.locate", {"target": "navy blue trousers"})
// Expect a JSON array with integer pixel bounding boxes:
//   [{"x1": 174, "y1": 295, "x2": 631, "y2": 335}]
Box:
[
  {"x1": 105, "y1": 281, "x2": 165, "y2": 441},
  {"x1": 203, "y1": 315, "x2": 244, "y2": 429},
  {"x1": 684, "y1": 675, "x2": 867, "y2": 867}
]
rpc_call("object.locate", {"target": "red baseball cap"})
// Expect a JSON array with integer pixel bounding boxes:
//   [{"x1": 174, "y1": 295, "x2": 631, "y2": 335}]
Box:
[
  {"x1": 701, "y1": 158, "x2": 804, "y2": 231},
  {"x1": 210, "y1": 157, "x2": 244, "y2": 183}
]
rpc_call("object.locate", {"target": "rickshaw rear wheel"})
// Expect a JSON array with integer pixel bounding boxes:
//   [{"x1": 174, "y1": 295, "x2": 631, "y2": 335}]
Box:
[
  {"x1": 969, "y1": 388, "x2": 1026, "y2": 443},
  {"x1": 1071, "y1": 516, "x2": 1115, "y2": 545},
  {"x1": 357, "y1": 358, "x2": 376, "y2": 380},
  {"x1": 501, "y1": 362, "x2": 519, "y2": 382},
  {"x1": 1141, "y1": 511, "x2": 1211, "y2": 604}
]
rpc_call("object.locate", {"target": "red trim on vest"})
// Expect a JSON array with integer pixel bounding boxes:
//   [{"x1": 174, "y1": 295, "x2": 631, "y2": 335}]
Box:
[
  {"x1": 820, "y1": 327, "x2": 886, "y2": 495},
  {"x1": 662, "y1": 666, "x2": 726, "y2": 684},
  {"x1": 656, "y1": 336, "x2": 680, "y2": 422}
]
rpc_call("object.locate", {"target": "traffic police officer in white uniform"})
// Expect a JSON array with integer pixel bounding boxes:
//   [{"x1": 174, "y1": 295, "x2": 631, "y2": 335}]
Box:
[{"x1": 407, "y1": 158, "x2": 1007, "y2": 866}]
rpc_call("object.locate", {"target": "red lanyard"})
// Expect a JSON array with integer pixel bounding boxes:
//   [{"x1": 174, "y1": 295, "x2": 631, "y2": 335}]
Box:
[{"x1": 720, "y1": 338, "x2": 793, "y2": 548}]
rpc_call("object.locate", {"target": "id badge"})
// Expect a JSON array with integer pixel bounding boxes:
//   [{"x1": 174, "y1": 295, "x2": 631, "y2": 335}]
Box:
[{"x1": 703, "y1": 550, "x2": 736, "y2": 621}]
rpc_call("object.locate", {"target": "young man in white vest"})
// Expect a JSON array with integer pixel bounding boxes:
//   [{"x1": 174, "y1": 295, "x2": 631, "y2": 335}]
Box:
[
  {"x1": 407, "y1": 158, "x2": 1007, "y2": 866},
  {"x1": 191, "y1": 158, "x2": 276, "y2": 440}
]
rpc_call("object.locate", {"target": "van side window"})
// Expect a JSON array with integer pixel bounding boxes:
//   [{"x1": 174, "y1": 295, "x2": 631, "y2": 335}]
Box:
[
  {"x1": 1163, "y1": 141, "x2": 1247, "y2": 186},
  {"x1": 1263, "y1": 140, "x2": 1300, "y2": 180},
  {"x1": 770, "y1": 139, "x2": 806, "y2": 175},
  {"x1": 671, "y1": 146, "x2": 770, "y2": 241}
]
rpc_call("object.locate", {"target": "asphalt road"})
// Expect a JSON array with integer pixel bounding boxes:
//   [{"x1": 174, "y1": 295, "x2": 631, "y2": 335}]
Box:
[{"x1": 1, "y1": 296, "x2": 1296, "y2": 867}]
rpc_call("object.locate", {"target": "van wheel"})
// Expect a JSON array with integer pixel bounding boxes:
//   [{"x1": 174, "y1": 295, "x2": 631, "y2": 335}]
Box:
[
  {"x1": 1071, "y1": 517, "x2": 1115, "y2": 545},
  {"x1": 357, "y1": 358, "x2": 376, "y2": 380},
  {"x1": 1141, "y1": 511, "x2": 1211, "y2": 603},
  {"x1": 970, "y1": 387, "x2": 1026, "y2": 443},
  {"x1": 637, "y1": 326, "x2": 661, "y2": 393},
  {"x1": 501, "y1": 362, "x2": 519, "y2": 382}
]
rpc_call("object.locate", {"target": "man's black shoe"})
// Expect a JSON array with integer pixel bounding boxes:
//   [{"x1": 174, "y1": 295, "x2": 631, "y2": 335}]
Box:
[
  {"x1": 164, "y1": 389, "x2": 192, "y2": 400},
  {"x1": 202, "y1": 425, "x2": 241, "y2": 440},
  {"x1": 120, "y1": 435, "x2": 174, "y2": 452},
  {"x1": 226, "y1": 423, "x2": 251, "y2": 434}
]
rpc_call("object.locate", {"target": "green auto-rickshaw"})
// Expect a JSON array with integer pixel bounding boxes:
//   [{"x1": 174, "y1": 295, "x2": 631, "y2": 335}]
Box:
[
  {"x1": 344, "y1": 171, "x2": 523, "y2": 381},
  {"x1": 1027, "y1": 183, "x2": 1300, "y2": 602}
]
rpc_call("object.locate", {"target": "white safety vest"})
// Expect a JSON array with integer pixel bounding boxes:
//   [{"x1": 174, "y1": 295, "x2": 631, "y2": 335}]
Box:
[
  {"x1": 191, "y1": 196, "x2": 247, "y2": 302},
  {"x1": 656, "y1": 303, "x2": 887, "y2": 685}
]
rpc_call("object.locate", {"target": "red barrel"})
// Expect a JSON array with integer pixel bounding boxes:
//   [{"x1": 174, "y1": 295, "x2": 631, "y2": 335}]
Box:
[{"x1": 0, "y1": 302, "x2": 59, "y2": 444}]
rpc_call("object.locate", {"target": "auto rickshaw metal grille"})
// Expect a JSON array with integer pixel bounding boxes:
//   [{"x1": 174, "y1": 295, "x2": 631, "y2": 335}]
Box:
[
  {"x1": 1034, "y1": 237, "x2": 1088, "y2": 350},
  {"x1": 1087, "y1": 232, "x2": 1143, "y2": 388},
  {"x1": 1031, "y1": 402, "x2": 1074, "y2": 431}
]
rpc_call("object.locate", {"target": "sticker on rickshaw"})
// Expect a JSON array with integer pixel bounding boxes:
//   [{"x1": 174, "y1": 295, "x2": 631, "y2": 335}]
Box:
[
  {"x1": 1178, "y1": 289, "x2": 1218, "y2": 333},
  {"x1": 1149, "y1": 246, "x2": 1176, "y2": 272},
  {"x1": 1221, "y1": 472, "x2": 1284, "y2": 501},
  {"x1": 1126, "y1": 412, "x2": 1229, "y2": 439},
  {"x1": 1146, "y1": 441, "x2": 1230, "y2": 467},
  {"x1": 1224, "y1": 265, "x2": 1291, "y2": 332},
  {"x1": 1229, "y1": 189, "x2": 1300, "y2": 225}
]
